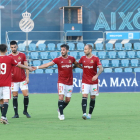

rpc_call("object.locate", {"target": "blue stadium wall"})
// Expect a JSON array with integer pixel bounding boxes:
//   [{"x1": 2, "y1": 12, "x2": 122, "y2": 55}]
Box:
[{"x1": 1, "y1": 0, "x2": 140, "y2": 43}]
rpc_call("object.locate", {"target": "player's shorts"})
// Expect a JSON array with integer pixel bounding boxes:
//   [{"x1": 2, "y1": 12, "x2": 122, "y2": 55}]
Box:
[
  {"x1": 0, "y1": 87, "x2": 11, "y2": 99},
  {"x1": 57, "y1": 83, "x2": 73, "y2": 97},
  {"x1": 82, "y1": 83, "x2": 99, "y2": 96},
  {"x1": 11, "y1": 81, "x2": 28, "y2": 92}
]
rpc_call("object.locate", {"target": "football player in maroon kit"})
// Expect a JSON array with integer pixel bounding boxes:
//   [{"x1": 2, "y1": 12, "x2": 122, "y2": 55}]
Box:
[
  {"x1": 0, "y1": 44, "x2": 33, "y2": 124},
  {"x1": 33, "y1": 44, "x2": 79, "y2": 120},
  {"x1": 79, "y1": 44, "x2": 103, "y2": 120},
  {"x1": 9, "y1": 41, "x2": 31, "y2": 118}
]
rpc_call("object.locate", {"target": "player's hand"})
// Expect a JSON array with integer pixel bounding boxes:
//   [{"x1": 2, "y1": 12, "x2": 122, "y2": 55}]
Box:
[
  {"x1": 32, "y1": 66, "x2": 37, "y2": 71},
  {"x1": 25, "y1": 77, "x2": 29, "y2": 84},
  {"x1": 92, "y1": 75, "x2": 98, "y2": 81},
  {"x1": 28, "y1": 67, "x2": 34, "y2": 71}
]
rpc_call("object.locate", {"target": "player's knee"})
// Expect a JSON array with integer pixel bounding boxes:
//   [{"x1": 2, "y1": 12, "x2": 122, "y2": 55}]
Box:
[
  {"x1": 90, "y1": 95, "x2": 96, "y2": 100},
  {"x1": 13, "y1": 92, "x2": 18, "y2": 96},
  {"x1": 83, "y1": 94, "x2": 88, "y2": 98}
]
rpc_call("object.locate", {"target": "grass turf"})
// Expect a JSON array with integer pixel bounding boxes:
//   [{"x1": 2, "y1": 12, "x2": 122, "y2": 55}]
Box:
[{"x1": 1, "y1": 93, "x2": 140, "y2": 140}]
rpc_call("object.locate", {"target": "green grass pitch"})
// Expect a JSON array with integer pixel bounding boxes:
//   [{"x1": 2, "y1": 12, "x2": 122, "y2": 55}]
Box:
[{"x1": 1, "y1": 93, "x2": 140, "y2": 140}]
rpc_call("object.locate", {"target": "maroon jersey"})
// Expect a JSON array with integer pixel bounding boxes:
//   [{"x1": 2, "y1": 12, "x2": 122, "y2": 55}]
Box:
[
  {"x1": 0, "y1": 55, "x2": 18, "y2": 87},
  {"x1": 8, "y1": 52, "x2": 27, "y2": 82},
  {"x1": 79, "y1": 55, "x2": 102, "y2": 84},
  {"x1": 53, "y1": 56, "x2": 76, "y2": 85}
]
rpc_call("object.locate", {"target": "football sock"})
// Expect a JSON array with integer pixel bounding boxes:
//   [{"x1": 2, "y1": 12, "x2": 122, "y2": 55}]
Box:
[
  {"x1": 89, "y1": 98, "x2": 95, "y2": 115},
  {"x1": 0, "y1": 104, "x2": 3, "y2": 114},
  {"x1": 24, "y1": 96, "x2": 29, "y2": 113},
  {"x1": 2, "y1": 102, "x2": 9, "y2": 117},
  {"x1": 82, "y1": 97, "x2": 87, "y2": 114},
  {"x1": 58, "y1": 100, "x2": 64, "y2": 115},
  {"x1": 63, "y1": 101, "x2": 69, "y2": 109},
  {"x1": 13, "y1": 96, "x2": 18, "y2": 115}
]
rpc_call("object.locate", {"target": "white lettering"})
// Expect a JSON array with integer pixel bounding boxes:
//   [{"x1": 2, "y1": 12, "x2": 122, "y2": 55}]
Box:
[
  {"x1": 126, "y1": 78, "x2": 132, "y2": 86},
  {"x1": 73, "y1": 78, "x2": 78, "y2": 87},
  {"x1": 119, "y1": 78, "x2": 126, "y2": 87},
  {"x1": 131, "y1": 78, "x2": 138, "y2": 87},
  {"x1": 84, "y1": 66, "x2": 93, "y2": 69},
  {"x1": 100, "y1": 79, "x2": 107, "y2": 87},
  {"x1": 110, "y1": 78, "x2": 119, "y2": 87},
  {"x1": 61, "y1": 65, "x2": 71, "y2": 68}
]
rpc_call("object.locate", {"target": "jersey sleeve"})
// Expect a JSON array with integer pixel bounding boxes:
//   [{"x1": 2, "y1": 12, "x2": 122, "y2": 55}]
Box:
[
  {"x1": 96, "y1": 57, "x2": 102, "y2": 66},
  {"x1": 73, "y1": 57, "x2": 76, "y2": 63},
  {"x1": 53, "y1": 58, "x2": 58, "y2": 64},
  {"x1": 11, "y1": 58, "x2": 18, "y2": 66},
  {"x1": 23, "y1": 54, "x2": 27, "y2": 62},
  {"x1": 79, "y1": 57, "x2": 83, "y2": 64}
]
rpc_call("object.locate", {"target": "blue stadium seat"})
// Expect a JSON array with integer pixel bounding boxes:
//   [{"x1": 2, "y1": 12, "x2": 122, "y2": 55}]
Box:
[
  {"x1": 55, "y1": 69, "x2": 58, "y2": 73},
  {"x1": 35, "y1": 69, "x2": 44, "y2": 73},
  {"x1": 106, "y1": 43, "x2": 113, "y2": 50},
  {"x1": 50, "y1": 52, "x2": 58, "y2": 59},
  {"x1": 111, "y1": 60, "x2": 119, "y2": 67},
  {"x1": 127, "y1": 51, "x2": 135, "y2": 58},
  {"x1": 134, "y1": 68, "x2": 140, "y2": 72},
  {"x1": 86, "y1": 43, "x2": 93, "y2": 47},
  {"x1": 43, "y1": 60, "x2": 51, "y2": 64},
  {"x1": 79, "y1": 52, "x2": 85, "y2": 57},
  {"x1": 77, "y1": 43, "x2": 84, "y2": 50},
  {"x1": 68, "y1": 43, "x2": 75, "y2": 50},
  {"x1": 115, "y1": 43, "x2": 122, "y2": 50},
  {"x1": 118, "y1": 51, "x2": 126, "y2": 58},
  {"x1": 102, "y1": 60, "x2": 109, "y2": 67},
  {"x1": 18, "y1": 44, "x2": 26, "y2": 51},
  {"x1": 75, "y1": 68, "x2": 83, "y2": 73},
  {"x1": 96, "y1": 43, "x2": 103, "y2": 50},
  {"x1": 53, "y1": 64, "x2": 57, "y2": 68},
  {"x1": 124, "y1": 68, "x2": 132, "y2": 72},
  {"x1": 134, "y1": 43, "x2": 140, "y2": 50},
  {"x1": 108, "y1": 51, "x2": 116, "y2": 59},
  {"x1": 29, "y1": 43, "x2": 36, "y2": 51},
  {"x1": 48, "y1": 43, "x2": 55, "y2": 51},
  {"x1": 131, "y1": 59, "x2": 138, "y2": 67},
  {"x1": 70, "y1": 52, "x2": 78, "y2": 59},
  {"x1": 137, "y1": 51, "x2": 140, "y2": 58},
  {"x1": 104, "y1": 68, "x2": 112, "y2": 73},
  {"x1": 45, "y1": 69, "x2": 53, "y2": 73},
  {"x1": 121, "y1": 59, "x2": 129, "y2": 67},
  {"x1": 57, "y1": 43, "x2": 63, "y2": 50},
  {"x1": 115, "y1": 68, "x2": 123, "y2": 73},
  {"x1": 40, "y1": 52, "x2": 48, "y2": 59},
  {"x1": 92, "y1": 51, "x2": 97, "y2": 56},
  {"x1": 98, "y1": 51, "x2": 106, "y2": 59},
  {"x1": 124, "y1": 43, "x2": 132, "y2": 50},
  {"x1": 33, "y1": 60, "x2": 41, "y2": 66},
  {"x1": 38, "y1": 44, "x2": 46, "y2": 51},
  {"x1": 30, "y1": 52, "x2": 39, "y2": 59}
]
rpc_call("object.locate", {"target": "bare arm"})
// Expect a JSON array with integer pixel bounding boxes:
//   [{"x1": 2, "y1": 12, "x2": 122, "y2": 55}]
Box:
[
  {"x1": 92, "y1": 65, "x2": 103, "y2": 81},
  {"x1": 33, "y1": 61, "x2": 55, "y2": 69},
  {"x1": 73, "y1": 61, "x2": 83, "y2": 69},
  {"x1": 17, "y1": 63, "x2": 33, "y2": 71},
  {"x1": 24, "y1": 61, "x2": 29, "y2": 84}
]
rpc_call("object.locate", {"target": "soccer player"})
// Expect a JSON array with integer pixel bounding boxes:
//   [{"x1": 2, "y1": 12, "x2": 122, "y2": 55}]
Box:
[
  {"x1": 0, "y1": 44, "x2": 33, "y2": 124},
  {"x1": 9, "y1": 41, "x2": 31, "y2": 118},
  {"x1": 33, "y1": 44, "x2": 79, "y2": 120},
  {"x1": 78, "y1": 44, "x2": 103, "y2": 120}
]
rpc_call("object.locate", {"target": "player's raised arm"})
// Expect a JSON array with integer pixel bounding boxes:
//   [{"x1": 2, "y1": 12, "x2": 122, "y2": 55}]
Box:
[
  {"x1": 17, "y1": 63, "x2": 33, "y2": 71},
  {"x1": 33, "y1": 61, "x2": 55, "y2": 70}
]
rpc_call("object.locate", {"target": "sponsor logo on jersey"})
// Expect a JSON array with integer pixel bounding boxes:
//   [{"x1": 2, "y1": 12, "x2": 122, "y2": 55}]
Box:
[
  {"x1": 69, "y1": 60, "x2": 71, "y2": 63},
  {"x1": 14, "y1": 60, "x2": 17, "y2": 63},
  {"x1": 61, "y1": 65, "x2": 72, "y2": 68},
  {"x1": 68, "y1": 89, "x2": 72, "y2": 92},
  {"x1": 93, "y1": 88, "x2": 97, "y2": 91},
  {"x1": 84, "y1": 66, "x2": 93, "y2": 69},
  {"x1": 18, "y1": 56, "x2": 21, "y2": 60},
  {"x1": 90, "y1": 60, "x2": 94, "y2": 63}
]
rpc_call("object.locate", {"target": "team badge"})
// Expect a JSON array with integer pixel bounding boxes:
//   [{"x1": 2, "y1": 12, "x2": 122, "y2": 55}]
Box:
[
  {"x1": 91, "y1": 60, "x2": 94, "y2": 63},
  {"x1": 60, "y1": 91, "x2": 62, "y2": 93},
  {"x1": 18, "y1": 56, "x2": 21, "y2": 60},
  {"x1": 69, "y1": 60, "x2": 71, "y2": 63}
]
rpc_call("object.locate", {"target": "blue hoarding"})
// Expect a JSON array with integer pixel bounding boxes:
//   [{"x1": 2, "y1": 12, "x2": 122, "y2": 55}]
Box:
[{"x1": 20, "y1": 73, "x2": 140, "y2": 93}]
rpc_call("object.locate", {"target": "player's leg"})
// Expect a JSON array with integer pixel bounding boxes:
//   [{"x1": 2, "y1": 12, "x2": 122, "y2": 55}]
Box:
[
  {"x1": 0, "y1": 99, "x2": 3, "y2": 115},
  {"x1": 87, "y1": 84, "x2": 99, "y2": 119},
  {"x1": 63, "y1": 85, "x2": 73, "y2": 110},
  {"x1": 81, "y1": 83, "x2": 90, "y2": 120},
  {"x1": 11, "y1": 82, "x2": 19, "y2": 118},
  {"x1": 0, "y1": 87, "x2": 3, "y2": 114},
  {"x1": 20, "y1": 81, "x2": 31, "y2": 118},
  {"x1": 57, "y1": 83, "x2": 65, "y2": 120},
  {"x1": 1, "y1": 87, "x2": 11, "y2": 124}
]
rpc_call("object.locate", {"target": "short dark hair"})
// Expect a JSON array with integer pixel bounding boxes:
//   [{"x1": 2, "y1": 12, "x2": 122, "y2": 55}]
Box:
[
  {"x1": 0, "y1": 44, "x2": 7, "y2": 52},
  {"x1": 60, "y1": 44, "x2": 69, "y2": 50},
  {"x1": 10, "y1": 41, "x2": 17, "y2": 45},
  {"x1": 87, "y1": 44, "x2": 92, "y2": 50}
]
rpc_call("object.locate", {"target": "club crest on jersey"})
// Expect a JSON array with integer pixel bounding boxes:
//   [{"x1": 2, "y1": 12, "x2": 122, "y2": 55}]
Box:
[
  {"x1": 69, "y1": 60, "x2": 71, "y2": 63},
  {"x1": 90, "y1": 60, "x2": 94, "y2": 63},
  {"x1": 18, "y1": 56, "x2": 21, "y2": 60}
]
